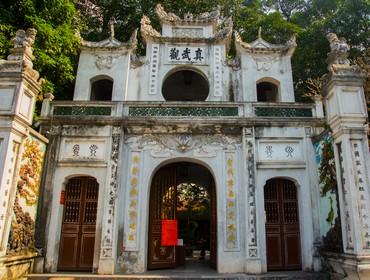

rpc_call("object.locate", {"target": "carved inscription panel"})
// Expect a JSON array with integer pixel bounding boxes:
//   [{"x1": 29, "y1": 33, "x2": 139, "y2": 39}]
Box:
[
  {"x1": 257, "y1": 140, "x2": 303, "y2": 162},
  {"x1": 59, "y1": 139, "x2": 106, "y2": 161},
  {"x1": 166, "y1": 45, "x2": 208, "y2": 64}
]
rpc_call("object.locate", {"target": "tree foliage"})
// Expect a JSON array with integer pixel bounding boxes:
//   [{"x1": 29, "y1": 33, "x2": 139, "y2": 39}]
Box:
[
  {"x1": 0, "y1": 0, "x2": 81, "y2": 99},
  {"x1": 0, "y1": 0, "x2": 368, "y2": 102}
]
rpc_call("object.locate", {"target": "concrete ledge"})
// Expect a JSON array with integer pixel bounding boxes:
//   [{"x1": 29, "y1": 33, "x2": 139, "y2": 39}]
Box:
[{"x1": 322, "y1": 251, "x2": 370, "y2": 280}]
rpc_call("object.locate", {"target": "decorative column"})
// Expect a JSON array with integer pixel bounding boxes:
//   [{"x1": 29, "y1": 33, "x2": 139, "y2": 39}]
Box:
[
  {"x1": 0, "y1": 28, "x2": 43, "y2": 278},
  {"x1": 243, "y1": 127, "x2": 262, "y2": 273},
  {"x1": 98, "y1": 126, "x2": 122, "y2": 274},
  {"x1": 322, "y1": 33, "x2": 370, "y2": 279}
]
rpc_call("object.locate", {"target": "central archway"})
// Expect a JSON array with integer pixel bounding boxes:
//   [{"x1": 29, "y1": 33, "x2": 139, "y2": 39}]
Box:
[
  {"x1": 147, "y1": 162, "x2": 217, "y2": 270},
  {"x1": 162, "y1": 69, "x2": 209, "y2": 101}
]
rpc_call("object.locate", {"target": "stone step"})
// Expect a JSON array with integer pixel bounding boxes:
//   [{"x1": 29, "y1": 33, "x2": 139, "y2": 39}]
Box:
[{"x1": 27, "y1": 272, "x2": 330, "y2": 280}]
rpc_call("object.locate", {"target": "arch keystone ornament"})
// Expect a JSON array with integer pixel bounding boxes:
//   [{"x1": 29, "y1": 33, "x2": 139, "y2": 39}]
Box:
[{"x1": 322, "y1": 33, "x2": 370, "y2": 280}]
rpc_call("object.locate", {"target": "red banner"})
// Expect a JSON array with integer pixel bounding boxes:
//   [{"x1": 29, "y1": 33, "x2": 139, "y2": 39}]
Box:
[{"x1": 161, "y1": 219, "x2": 178, "y2": 246}]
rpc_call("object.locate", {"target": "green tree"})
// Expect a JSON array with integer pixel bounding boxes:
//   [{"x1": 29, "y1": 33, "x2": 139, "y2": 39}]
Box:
[
  {"x1": 1, "y1": 0, "x2": 368, "y2": 103},
  {"x1": 0, "y1": 0, "x2": 81, "y2": 99},
  {"x1": 291, "y1": 0, "x2": 369, "y2": 100}
]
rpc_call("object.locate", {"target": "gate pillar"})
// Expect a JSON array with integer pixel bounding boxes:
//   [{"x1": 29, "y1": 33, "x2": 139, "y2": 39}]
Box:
[
  {"x1": 243, "y1": 127, "x2": 263, "y2": 274},
  {"x1": 322, "y1": 33, "x2": 370, "y2": 279},
  {"x1": 98, "y1": 127, "x2": 122, "y2": 274}
]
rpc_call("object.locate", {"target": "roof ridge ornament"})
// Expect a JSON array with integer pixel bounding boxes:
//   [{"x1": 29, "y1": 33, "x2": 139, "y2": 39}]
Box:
[
  {"x1": 155, "y1": 3, "x2": 220, "y2": 24},
  {"x1": 81, "y1": 27, "x2": 138, "y2": 50},
  {"x1": 109, "y1": 18, "x2": 115, "y2": 39},
  {"x1": 155, "y1": 4, "x2": 181, "y2": 23},
  {"x1": 11, "y1": 28, "x2": 37, "y2": 49},
  {"x1": 140, "y1": 15, "x2": 161, "y2": 42},
  {"x1": 258, "y1": 26, "x2": 262, "y2": 39}
]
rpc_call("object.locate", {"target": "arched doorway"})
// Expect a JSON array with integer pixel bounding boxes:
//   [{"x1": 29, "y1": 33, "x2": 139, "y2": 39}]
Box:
[
  {"x1": 162, "y1": 69, "x2": 209, "y2": 101},
  {"x1": 147, "y1": 162, "x2": 217, "y2": 270},
  {"x1": 58, "y1": 176, "x2": 99, "y2": 271},
  {"x1": 264, "y1": 178, "x2": 301, "y2": 270}
]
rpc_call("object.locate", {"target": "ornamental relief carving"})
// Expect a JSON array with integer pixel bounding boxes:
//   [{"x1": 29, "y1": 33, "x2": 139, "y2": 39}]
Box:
[
  {"x1": 125, "y1": 134, "x2": 241, "y2": 158},
  {"x1": 252, "y1": 56, "x2": 278, "y2": 71},
  {"x1": 95, "y1": 54, "x2": 120, "y2": 70}
]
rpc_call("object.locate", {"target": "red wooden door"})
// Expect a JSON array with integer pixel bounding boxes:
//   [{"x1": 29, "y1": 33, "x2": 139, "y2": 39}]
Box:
[
  {"x1": 148, "y1": 166, "x2": 177, "y2": 269},
  {"x1": 58, "y1": 177, "x2": 99, "y2": 271},
  {"x1": 264, "y1": 179, "x2": 301, "y2": 270}
]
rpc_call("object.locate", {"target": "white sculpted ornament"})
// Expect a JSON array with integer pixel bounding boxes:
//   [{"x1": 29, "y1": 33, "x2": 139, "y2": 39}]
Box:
[{"x1": 326, "y1": 32, "x2": 350, "y2": 66}]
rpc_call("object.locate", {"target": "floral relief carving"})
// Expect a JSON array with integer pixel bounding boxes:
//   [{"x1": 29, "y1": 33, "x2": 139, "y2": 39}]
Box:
[
  {"x1": 95, "y1": 55, "x2": 119, "y2": 70},
  {"x1": 252, "y1": 56, "x2": 277, "y2": 71},
  {"x1": 7, "y1": 136, "x2": 45, "y2": 255},
  {"x1": 126, "y1": 134, "x2": 240, "y2": 157},
  {"x1": 17, "y1": 139, "x2": 44, "y2": 206},
  {"x1": 7, "y1": 197, "x2": 35, "y2": 255}
]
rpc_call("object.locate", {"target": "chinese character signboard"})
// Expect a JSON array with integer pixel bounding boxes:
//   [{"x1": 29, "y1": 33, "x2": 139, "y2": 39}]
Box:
[
  {"x1": 161, "y1": 219, "x2": 178, "y2": 246},
  {"x1": 167, "y1": 46, "x2": 207, "y2": 64}
]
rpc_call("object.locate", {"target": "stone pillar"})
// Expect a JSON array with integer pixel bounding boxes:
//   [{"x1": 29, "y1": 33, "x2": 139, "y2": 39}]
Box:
[
  {"x1": 243, "y1": 127, "x2": 262, "y2": 274},
  {"x1": 98, "y1": 126, "x2": 122, "y2": 274},
  {"x1": 0, "y1": 28, "x2": 43, "y2": 278},
  {"x1": 322, "y1": 33, "x2": 370, "y2": 279}
]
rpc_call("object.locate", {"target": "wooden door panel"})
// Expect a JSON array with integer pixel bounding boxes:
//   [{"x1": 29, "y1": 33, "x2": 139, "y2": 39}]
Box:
[
  {"x1": 58, "y1": 177, "x2": 99, "y2": 271},
  {"x1": 284, "y1": 234, "x2": 301, "y2": 268},
  {"x1": 148, "y1": 167, "x2": 177, "y2": 269},
  {"x1": 266, "y1": 234, "x2": 283, "y2": 268},
  {"x1": 265, "y1": 179, "x2": 301, "y2": 271},
  {"x1": 58, "y1": 234, "x2": 78, "y2": 269},
  {"x1": 79, "y1": 234, "x2": 96, "y2": 268}
]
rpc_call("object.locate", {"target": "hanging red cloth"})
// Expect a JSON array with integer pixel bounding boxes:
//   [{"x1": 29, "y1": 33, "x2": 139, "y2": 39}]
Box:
[{"x1": 161, "y1": 219, "x2": 178, "y2": 246}]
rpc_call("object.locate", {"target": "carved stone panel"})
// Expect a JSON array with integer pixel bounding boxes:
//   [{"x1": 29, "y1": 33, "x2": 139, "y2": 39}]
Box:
[
  {"x1": 125, "y1": 152, "x2": 141, "y2": 251},
  {"x1": 95, "y1": 55, "x2": 118, "y2": 70},
  {"x1": 224, "y1": 152, "x2": 239, "y2": 250},
  {"x1": 59, "y1": 139, "x2": 106, "y2": 161},
  {"x1": 125, "y1": 134, "x2": 240, "y2": 158},
  {"x1": 337, "y1": 143, "x2": 354, "y2": 250},
  {"x1": 0, "y1": 141, "x2": 19, "y2": 252},
  {"x1": 246, "y1": 137, "x2": 258, "y2": 258},
  {"x1": 213, "y1": 46, "x2": 222, "y2": 97},
  {"x1": 257, "y1": 140, "x2": 303, "y2": 163},
  {"x1": 166, "y1": 45, "x2": 207, "y2": 64},
  {"x1": 149, "y1": 44, "x2": 160, "y2": 95},
  {"x1": 352, "y1": 141, "x2": 370, "y2": 249},
  {"x1": 100, "y1": 127, "x2": 121, "y2": 258},
  {"x1": 172, "y1": 27, "x2": 204, "y2": 38},
  {"x1": 0, "y1": 86, "x2": 15, "y2": 111}
]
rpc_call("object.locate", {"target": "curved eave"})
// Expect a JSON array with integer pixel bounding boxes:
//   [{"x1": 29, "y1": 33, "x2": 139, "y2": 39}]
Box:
[
  {"x1": 81, "y1": 40, "x2": 135, "y2": 52},
  {"x1": 236, "y1": 44, "x2": 295, "y2": 55},
  {"x1": 235, "y1": 32, "x2": 296, "y2": 56}
]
